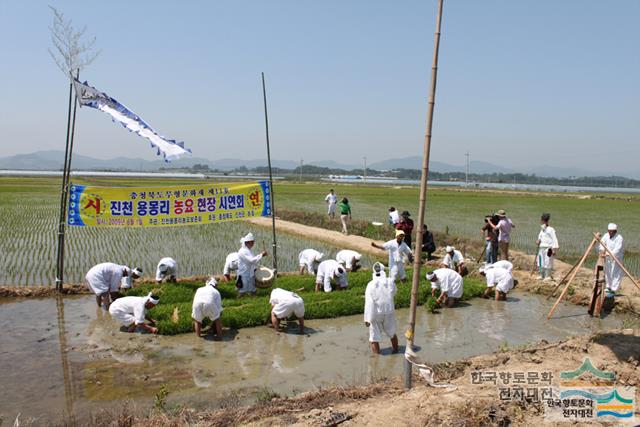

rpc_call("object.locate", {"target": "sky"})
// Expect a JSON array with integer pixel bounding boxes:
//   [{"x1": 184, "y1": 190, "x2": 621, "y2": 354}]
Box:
[{"x1": 0, "y1": 1, "x2": 638, "y2": 174}]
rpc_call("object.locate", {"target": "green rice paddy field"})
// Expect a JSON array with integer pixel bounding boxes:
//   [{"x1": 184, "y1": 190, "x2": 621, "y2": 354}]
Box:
[{"x1": 1, "y1": 176, "x2": 638, "y2": 285}]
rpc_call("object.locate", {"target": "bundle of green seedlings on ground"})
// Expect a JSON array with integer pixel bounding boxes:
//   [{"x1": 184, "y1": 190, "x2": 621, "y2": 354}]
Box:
[{"x1": 123, "y1": 270, "x2": 488, "y2": 335}]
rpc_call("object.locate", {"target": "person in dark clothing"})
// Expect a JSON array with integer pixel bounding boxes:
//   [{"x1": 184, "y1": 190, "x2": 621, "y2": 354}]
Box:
[
  {"x1": 421, "y1": 224, "x2": 436, "y2": 259},
  {"x1": 481, "y1": 214, "x2": 499, "y2": 264},
  {"x1": 395, "y1": 211, "x2": 414, "y2": 248}
]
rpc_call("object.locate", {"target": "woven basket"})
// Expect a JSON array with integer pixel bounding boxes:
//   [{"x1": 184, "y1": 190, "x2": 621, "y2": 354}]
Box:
[{"x1": 255, "y1": 266, "x2": 275, "y2": 288}]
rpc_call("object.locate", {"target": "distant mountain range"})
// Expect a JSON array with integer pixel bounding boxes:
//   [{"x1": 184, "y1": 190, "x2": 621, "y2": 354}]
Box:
[{"x1": 0, "y1": 150, "x2": 637, "y2": 179}]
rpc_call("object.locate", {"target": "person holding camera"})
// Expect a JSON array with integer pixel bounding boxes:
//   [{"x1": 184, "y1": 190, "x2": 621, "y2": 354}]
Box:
[{"x1": 481, "y1": 214, "x2": 499, "y2": 264}]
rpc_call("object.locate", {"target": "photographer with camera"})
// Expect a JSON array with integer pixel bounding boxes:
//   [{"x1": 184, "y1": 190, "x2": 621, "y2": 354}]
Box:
[{"x1": 481, "y1": 213, "x2": 499, "y2": 264}]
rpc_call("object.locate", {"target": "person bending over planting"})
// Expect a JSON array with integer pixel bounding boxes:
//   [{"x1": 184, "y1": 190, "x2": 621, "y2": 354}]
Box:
[
  {"x1": 222, "y1": 251, "x2": 239, "y2": 282},
  {"x1": 315, "y1": 259, "x2": 348, "y2": 292},
  {"x1": 479, "y1": 266, "x2": 514, "y2": 301},
  {"x1": 371, "y1": 230, "x2": 413, "y2": 283},
  {"x1": 192, "y1": 277, "x2": 223, "y2": 338},
  {"x1": 364, "y1": 263, "x2": 398, "y2": 354},
  {"x1": 298, "y1": 248, "x2": 324, "y2": 275},
  {"x1": 440, "y1": 246, "x2": 468, "y2": 277},
  {"x1": 86, "y1": 262, "x2": 142, "y2": 310},
  {"x1": 426, "y1": 268, "x2": 463, "y2": 308},
  {"x1": 108, "y1": 292, "x2": 159, "y2": 334},
  {"x1": 155, "y1": 257, "x2": 177, "y2": 284},
  {"x1": 269, "y1": 287, "x2": 305, "y2": 334},
  {"x1": 336, "y1": 249, "x2": 362, "y2": 272}
]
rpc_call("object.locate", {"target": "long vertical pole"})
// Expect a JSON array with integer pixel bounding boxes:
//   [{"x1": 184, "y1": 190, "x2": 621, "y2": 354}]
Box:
[
  {"x1": 261, "y1": 72, "x2": 278, "y2": 273},
  {"x1": 55, "y1": 72, "x2": 78, "y2": 292},
  {"x1": 465, "y1": 151, "x2": 469, "y2": 187},
  {"x1": 363, "y1": 156, "x2": 367, "y2": 183},
  {"x1": 404, "y1": 0, "x2": 445, "y2": 390},
  {"x1": 299, "y1": 158, "x2": 303, "y2": 184}
]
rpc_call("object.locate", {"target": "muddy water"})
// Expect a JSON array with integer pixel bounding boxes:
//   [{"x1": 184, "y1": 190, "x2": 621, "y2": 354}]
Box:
[{"x1": 0, "y1": 292, "x2": 628, "y2": 423}]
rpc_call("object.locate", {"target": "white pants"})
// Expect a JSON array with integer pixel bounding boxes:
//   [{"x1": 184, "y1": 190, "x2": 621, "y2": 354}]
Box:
[
  {"x1": 340, "y1": 214, "x2": 349, "y2": 233},
  {"x1": 369, "y1": 313, "x2": 396, "y2": 342},
  {"x1": 191, "y1": 301, "x2": 220, "y2": 323},
  {"x1": 238, "y1": 274, "x2": 256, "y2": 294},
  {"x1": 604, "y1": 259, "x2": 623, "y2": 292},
  {"x1": 389, "y1": 263, "x2": 406, "y2": 282},
  {"x1": 110, "y1": 311, "x2": 136, "y2": 327},
  {"x1": 537, "y1": 247, "x2": 554, "y2": 278},
  {"x1": 328, "y1": 203, "x2": 336, "y2": 215},
  {"x1": 272, "y1": 299, "x2": 305, "y2": 319}
]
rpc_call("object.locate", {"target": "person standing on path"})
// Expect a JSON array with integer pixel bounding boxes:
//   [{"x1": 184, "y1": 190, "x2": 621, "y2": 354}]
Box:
[
  {"x1": 395, "y1": 211, "x2": 414, "y2": 248},
  {"x1": 489, "y1": 209, "x2": 515, "y2": 260},
  {"x1": 598, "y1": 223, "x2": 624, "y2": 294},
  {"x1": 236, "y1": 233, "x2": 268, "y2": 296},
  {"x1": 536, "y1": 213, "x2": 559, "y2": 281},
  {"x1": 325, "y1": 189, "x2": 338, "y2": 219},
  {"x1": 338, "y1": 197, "x2": 352, "y2": 234}
]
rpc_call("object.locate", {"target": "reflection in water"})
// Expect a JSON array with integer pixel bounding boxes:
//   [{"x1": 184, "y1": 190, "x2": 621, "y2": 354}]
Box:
[{"x1": 55, "y1": 294, "x2": 75, "y2": 423}]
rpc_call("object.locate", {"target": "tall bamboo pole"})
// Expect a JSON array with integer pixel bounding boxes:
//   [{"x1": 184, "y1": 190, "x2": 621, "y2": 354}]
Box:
[
  {"x1": 404, "y1": 0, "x2": 445, "y2": 390},
  {"x1": 261, "y1": 72, "x2": 278, "y2": 273}
]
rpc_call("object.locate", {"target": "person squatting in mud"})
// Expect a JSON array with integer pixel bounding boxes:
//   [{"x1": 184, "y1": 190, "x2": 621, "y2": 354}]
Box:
[
  {"x1": 269, "y1": 287, "x2": 305, "y2": 334},
  {"x1": 479, "y1": 265, "x2": 514, "y2": 301},
  {"x1": 192, "y1": 277, "x2": 223, "y2": 338},
  {"x1": 85, "y1": 262, "x2": 142, "y2": 309},
  {"x1": 108, "y1": 292, "x2": 159, "y2": 334},
  {"x1": 426, "y1": 268, "x2": 464, "y2": 308}
]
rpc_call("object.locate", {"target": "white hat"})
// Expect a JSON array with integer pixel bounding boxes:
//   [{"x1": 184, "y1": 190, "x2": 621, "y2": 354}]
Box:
[
  {"x1": 607, "y1": 223, "x2": 617, "y2": 231},
  {"x1": 478, "y1": 267, "x2": 486, "y2": 274},
  {"x1": 206, "y1": 277, "x2": 217, "y2": 287},
  {"x1": 426, "y1": 272, "x2": 437, "y2": 282},
  {"x1": 373, "y1": 262, "x2": 387, "y2": 279},
  {"x1": 445, "y1": 246, "x2": 454, "y2": 253},
  {"x1": 241, "y1": 233, "x2": 255, "y2": 244},
  {"x1": 147, "y1": 292, "x2": 160, "y2": 305},
  {"x1": 315, "y1": 252, "x2": 324, "y2": 262},
  {"x1": 131, "y1": 267, "x2": 143, "y2": 278},
  {"x1": 354, "y1": 252, "x2": 362, "y2": 260}
]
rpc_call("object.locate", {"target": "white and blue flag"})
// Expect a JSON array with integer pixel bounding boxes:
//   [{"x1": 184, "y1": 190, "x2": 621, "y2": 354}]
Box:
[{"x1": 72, "y1": 78, "x2": 191, "y2": 162}]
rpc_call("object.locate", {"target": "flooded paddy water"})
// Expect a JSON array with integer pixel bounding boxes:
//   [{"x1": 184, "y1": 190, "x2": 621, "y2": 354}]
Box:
[{"x1": 0, "y1": 291, "x2": 628, "y2": 423}]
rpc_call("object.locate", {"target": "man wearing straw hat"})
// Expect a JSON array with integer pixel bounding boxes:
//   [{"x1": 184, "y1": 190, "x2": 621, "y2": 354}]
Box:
[
  {"x1": 85, "y1": 262, "x2": 142, "y2": 309},
  {"x1": 598, "y1": 223, "x2": 624, "y2": 294},
  {"x1": 488, "y1": 209, "x2": 515, "y2": 260},
  {"x1": 108, "y1": 292, "x2": 159, "y2": 334},
  {"x1": 237, "y1": 233, "x2": 268, "y2": 296},
  {"x1": 371, "y1": 230, "x2": 414, "y2": 283},
  {"x1": 315, "y1": 259, "x2": 348, "y2": 292},
  {"x1": 192, "y1": 277, "x2": 223, "y2": 338},
  {"x1": 269, "y1": 287, "x2": 305, "y2": 334}
]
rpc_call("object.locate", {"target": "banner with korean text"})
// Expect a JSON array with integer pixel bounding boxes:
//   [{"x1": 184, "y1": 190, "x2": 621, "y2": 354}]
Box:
[{"x1": 67, "y1": 181, "x2": 271, "y2": 227}]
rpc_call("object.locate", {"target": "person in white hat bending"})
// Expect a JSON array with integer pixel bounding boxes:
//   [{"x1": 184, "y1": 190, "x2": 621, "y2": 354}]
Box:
[
  {"x1": 298, "y1": 249, "x2": 324, "y2": 275},
  {"x1": 222, "y1": 252, "x2": 239, "y2": 282},
  {"x1": 192, "y1": 277, "x2": 223, "y2": 338},
  {"x1": 426, "y1": 268, "x2": 464, "y2": 308},
  {"x1": 535, "y1": 213, "x2": 559, "y2": 281},
  {"x1": 371, "y1": 230, "x2": 414, "y2": 283},
  {"x1": 237, "y1": 233, "x2": 268, "y2": 296},
  {"x1": 598, "y1": 223, "x2": 624, "y2": 293},
  {"x1": 479, "y1": 266, "x2": 514, "y2": 301},
  {"x1": 364, "y1": 262, "x2": 399, "y2": 354},
  {"x1": 441, "y1": 246, "x2": 467, "y2": 276},
  {"x1": 85, "y1": 263, "x2": 142, "y2": 309},
  {"x1": 108, "y1": 292, "x2": 159, "y2": 334},
  {"x1": 336, "y1": 249, "x2": 362, "y2": 272},
  {"x1": 269, "y1": 288, "x2": 305, "y2": 334},
  {"x1": 484, "y1": 260, "x2": 513, "y2": 272},
  {"x1": 315, "y1": 259, "x2": 348, "y2": 292},
  {"x1": 155, "y1": 257, "x2": 177, "y2": 284}
]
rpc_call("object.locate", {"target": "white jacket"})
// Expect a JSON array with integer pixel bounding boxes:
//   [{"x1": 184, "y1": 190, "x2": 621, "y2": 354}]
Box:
[
  {"x1": 237, "y1": 245, "x2": 263, "y2": 277},
  {"x1": 537, "y1": 226, "x2": 559, "y2": 250},
  {"x1": 429, "y1": 268, "x2": 463, "y2": 299},
  {"x1": 382, "y1": 239, "x2": 412, "y2": 267},
  {"x1": 86, "y1": 262, "x2": 126, "y2": 294},
  {"x1": 364, "y1": 270, "x2": 396, "y2": 322}
]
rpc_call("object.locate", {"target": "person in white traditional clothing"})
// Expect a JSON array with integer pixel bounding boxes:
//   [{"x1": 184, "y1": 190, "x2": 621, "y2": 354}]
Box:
[
  {"x1": 85, "y1": 263, "x2": 142, "y2": 309},
  {"x1": 325, "y1": 189, "x2": 338, "y2": 219},
  {"x1": 371, "y1": 230, "x2": 414, "y2": 282},
  {"x1": 440, "y1": 246, "x2": 467, "y2": 276},
  {"x1": 155, "y1": 257, "x2": 177, "y2": 283},
  {"x1": 426, "y1": 268, "x2": 464, "y2": 308},
  {"x1": 237, "y1": 233, "x2": 267, "y2": 296},
  {"x1": 388, "y1": 207, "x2": 400, "y2": 225},
  {"x1": 336, "y1": 249, "x2": 363, "y2": 272},
  {"x1": 485, "y1": 260, "x2": 513, "y2": 272},
  {"x1": 298, "y1": 249, "x2": 324, "y2": 275},
  {"x1": 535, "y1": 213, "x2": 559, "y2": 281},
  {"x1": 364, "y1": 262, "x2": 398, "y2": 354},
  {"x1": 598, "y1": 223, "x2": 624, "y2": 294},
  {"x1": 269, "y1": 287, "x2": 305, "y2": 334},
  {"x1": 479, "y1": 266, "x2": 514, "y2": 301},
  {"x1": 192, "y1": 277, "x2": 223, "y2": 338},
  {"x1": 108, "y1": 292, "x2": 159, "y2": 333},
  {"x1": 315, "y1": 259, "x2": 348, "y2": 292},
  {"x1": 222, "y1": 252, "x2": 240, "y2": 282}
]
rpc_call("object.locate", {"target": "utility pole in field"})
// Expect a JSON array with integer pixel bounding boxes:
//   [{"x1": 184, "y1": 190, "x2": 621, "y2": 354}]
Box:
[
  {"x1": 299, "y1": 158, "x2": 303, "y2": 184},
  {"x1": 363, "y1": 156, "x2": 367, "y2": 183},
  {"x1": 465, "y1": 151, "x2": 469, "y2": 187}
]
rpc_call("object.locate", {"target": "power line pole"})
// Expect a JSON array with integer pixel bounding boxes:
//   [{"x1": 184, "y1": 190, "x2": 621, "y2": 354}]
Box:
[
  {"x1": 465, "y1": 151, "x2": 469, "y2": 187},
  {"x1": 405, "y1": 0, "x2": 445, "y2": 390},
  {"x1": 363, "y1": 156, "x2": 367, "y2": 184},
  {"x1": 299, "y1": 158, "x2": 303, "y2": 184},
  {"x1": 261, "y1": 72, "x2": 277, "y2": 274}
]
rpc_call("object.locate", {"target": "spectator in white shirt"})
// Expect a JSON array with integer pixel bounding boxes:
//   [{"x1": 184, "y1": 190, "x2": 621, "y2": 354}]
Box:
[
  {"x1": 324, "y1": 189, "x2": 338, "y2": 219},
  {"x1": 536, "y1": 213, "x2": 559, "y2": 281}
]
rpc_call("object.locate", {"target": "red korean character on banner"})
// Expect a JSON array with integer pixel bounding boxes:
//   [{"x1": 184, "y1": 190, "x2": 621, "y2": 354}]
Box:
[
  {"x1": 249, "y1": 190, "x2": 261, "y2": 207},
  {"x1": 84, "y1": 197, "x2": 101, "y2": 215},
  {"x1": 184, "y1": 198, "x2": 194, "y2": 213},
  {"x1": 174, "y1": 200, "x2": 184, "y2": 215}
]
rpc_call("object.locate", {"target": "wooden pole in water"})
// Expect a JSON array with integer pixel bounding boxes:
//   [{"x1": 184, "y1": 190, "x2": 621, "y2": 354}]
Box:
[
  {"x1": 547, "y1": 237, "x2": 597, "y2": 320},
  {"x1": 261, "y1": 72, "x2": 278, "y2": 274},
  {"x1": 405, "y1": 0, "x2": 445, "y2": 390},
  {"x1": 592, "y1": 232, "x2": 640, "y2": 292}
]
